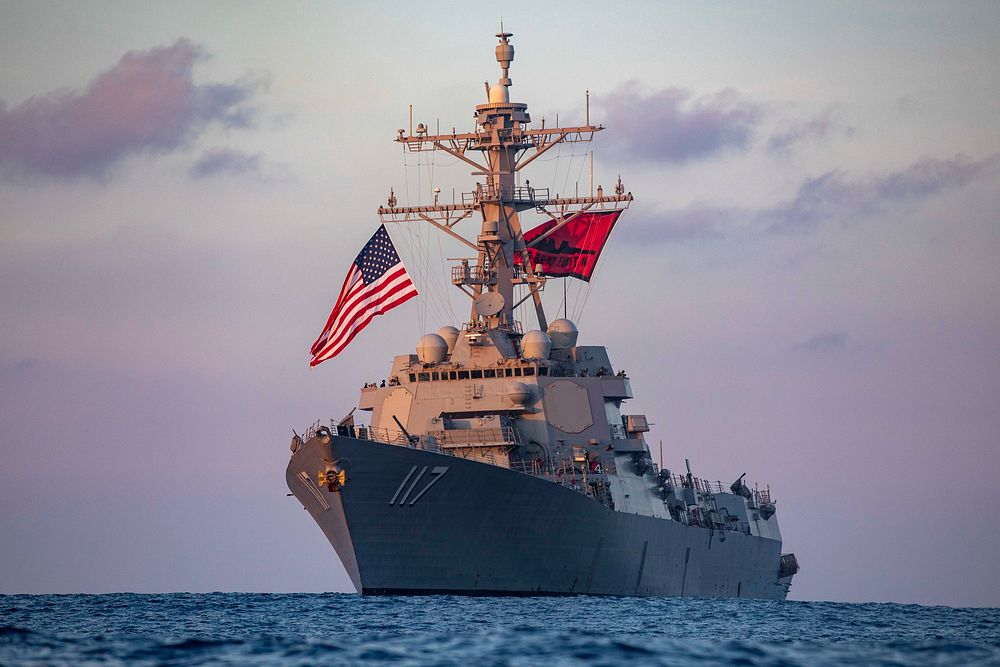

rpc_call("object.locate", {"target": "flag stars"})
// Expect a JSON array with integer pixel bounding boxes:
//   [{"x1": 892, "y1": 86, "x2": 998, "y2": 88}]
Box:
[{"x1": 310, "y1": 224, "x2": 417, "y2": 366}]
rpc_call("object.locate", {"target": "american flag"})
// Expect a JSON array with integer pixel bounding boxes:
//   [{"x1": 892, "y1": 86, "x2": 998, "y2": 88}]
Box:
[{"x1": 309, "y1": 225, "x2": 418, "y2": 366}]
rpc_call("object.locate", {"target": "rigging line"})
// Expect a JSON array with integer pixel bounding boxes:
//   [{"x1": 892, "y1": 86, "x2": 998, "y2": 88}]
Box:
[
  {"x1": 548, "y1": 141, "x2": 562, "y2": 196},
  {"x1": 573, "y1": 149, "x2": 589, "y2": 195},
  {"x1": 409, "y1": 224, "x2": 426, "y2": 334},
  {"x1": 562, "y1": 277, "x2": 567, "y2": 319},
  {"x1": 400, "y1": 150, "x2": 425, "y2": 332},
  {"x1": 424, "y1": 152, "x2": 458, "y2": 327},
  {"x1": 573, "y1": 215, "x2": 600, "y2": 323},
  {"x1": 436, "y1": 229, "x2": 457, "y2": 323},
  {"x1": 415, "y1": 216, "x2": 446, "y2": 328},
  {"x1": 571, "y1": 208, "x2": 600, "y2": 322},
  {"x1": 424, "y1": 197, "x2": 448, "y2": 321},
  {"x1": 396, "y1": 220, "x2": 421, "y2": 333},
  {"x1": 575, "y1": 211, "x2": 617, "y2": 325},
  {"x1": 561, "y1": 142, "x2": 580, "y2": 199},
  {"x1": 414, "y1": 153, "x2": 427, "y2": 332},
  {"x1": 431, "y1": 156, "x2": 460, "y2": 168},
  {"x1": 421, "y1": 156, "x2": 450, "y2": 328},
  {"x1": 419, "y1": 153, "x2": 442, "y2": 326},
  {"x1": 571, "y1": 270, "x2": 583, "y2": 321}
]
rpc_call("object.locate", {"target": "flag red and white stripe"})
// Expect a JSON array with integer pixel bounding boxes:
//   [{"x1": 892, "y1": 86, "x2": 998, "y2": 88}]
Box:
[{"x1": 309, "y1": 225, "x2": 418, "y2": 366}]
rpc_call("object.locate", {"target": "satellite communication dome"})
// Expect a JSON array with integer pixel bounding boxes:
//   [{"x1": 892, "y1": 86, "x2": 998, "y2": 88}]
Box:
[
  {"x1": 488, "y1": 83, "x2": 509, "y2": 104},
  {"x1": 547, "y1": 318, "x2": 579, "y2": 350},
  {"x1": 416, "y1": 333, "x2": 448, "y2": 364},
  {"x1": 521, "y1": 330, "x2": 552, "y2": 360},
  {"x1": 435, "y1": 326, "x2": 460, "y2": 354},
  {"x1": 507, "y1": 381, "x2": 531, "y2": 406}
]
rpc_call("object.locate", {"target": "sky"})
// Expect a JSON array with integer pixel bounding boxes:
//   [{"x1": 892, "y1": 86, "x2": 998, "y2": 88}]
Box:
[{"x1": 1, "y1": 1, "x2": 999, "y2": 607}]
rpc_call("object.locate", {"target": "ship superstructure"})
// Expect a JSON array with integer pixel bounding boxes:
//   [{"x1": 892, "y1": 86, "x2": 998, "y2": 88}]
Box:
[{"x1": 287, "y1": 31, "x2": 798, "y2": 598}]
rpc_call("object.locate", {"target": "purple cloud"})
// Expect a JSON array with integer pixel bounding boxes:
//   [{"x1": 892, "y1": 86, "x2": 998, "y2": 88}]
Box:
[
  {"x1": 794, "y1": 331, "x2": 850, "y2": 352},
  {"x1": 768, "y1": 106, "x2": 854, "y2": 153},
  {"x1": 621, "y1": 203, "x2": 739, "y2": 244},
  {"x1": 621, "y1": 154, "x2": 999, "y2": 244},
  {"x1": 787, "y1": 332, "x2": 885, "y2": 357},
  {"x1": 598, "y1": 82, "x2": 764, "y2": 164},
  {"x1": 189, "y1": 148, "x2": 264, "y2": 179},
  {"x1": 0, "y1": 39, "x2": 261, "y2": 181},
  {"x1": 763, "y1": 154, "x2": 1000, "y2": 233}
]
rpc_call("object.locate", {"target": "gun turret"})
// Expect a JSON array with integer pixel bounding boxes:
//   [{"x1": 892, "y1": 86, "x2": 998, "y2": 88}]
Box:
[{"x1": 730, "y1": 473, "x2": 752, "y2": 500}]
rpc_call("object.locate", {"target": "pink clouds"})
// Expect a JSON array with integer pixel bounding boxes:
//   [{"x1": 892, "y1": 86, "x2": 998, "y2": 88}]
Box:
[
  {"x1": 0, "y1": 39, "x2": 260, "y2": 180},
  {"x1": 598, "y1": 82, "x2": 764, "y2": 163},
  {"x1": 763, "y1": 154, "x2": 1000, "y2": 232},
  {"x1": 189, "y1": 147, "x2": 264, "y2": 179},
  {"x1": 621, "y1": 154, "x2": 1000, "y2": 243},
  {"x1": 768, "y1": 106, "x2": 854, "y2": 153}
]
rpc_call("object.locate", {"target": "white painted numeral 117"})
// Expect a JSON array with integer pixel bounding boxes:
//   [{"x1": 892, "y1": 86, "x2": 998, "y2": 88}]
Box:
[{"x1": 389, "y1": 465, "x2": 449, "y2": 506}]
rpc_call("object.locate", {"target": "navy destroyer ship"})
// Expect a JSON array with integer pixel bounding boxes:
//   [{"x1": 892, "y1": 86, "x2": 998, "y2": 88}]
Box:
[{"x1": 287, "y1": 31, "x2": 799, "y2": 598}]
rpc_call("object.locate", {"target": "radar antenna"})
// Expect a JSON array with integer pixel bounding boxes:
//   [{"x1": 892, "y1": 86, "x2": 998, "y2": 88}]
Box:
[{"x1": 378, "y1": 31, "x2": 632, "y2": 334}]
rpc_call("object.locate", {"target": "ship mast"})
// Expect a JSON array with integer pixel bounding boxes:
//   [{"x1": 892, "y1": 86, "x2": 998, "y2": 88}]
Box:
[{"x1": 378, "y1": 30, "x2": 632, "y2": 335}]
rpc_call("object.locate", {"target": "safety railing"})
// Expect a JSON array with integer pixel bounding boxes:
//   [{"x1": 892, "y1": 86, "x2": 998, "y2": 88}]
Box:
[
  {"x1": 302, "y1": 418, "x2": 776, "y2": 504},
  {"x1": 461, "y1": 185, "x2": 551, "y2": 205},
  {"x1": 451, "y1": 265, "x2": 496, "y2": 285},
  {"x1": 302, "y1": 420, "x2": 441, "y2": 453},
  {"x1": 427, "y1": 426, "x2": 519, "y2": 447}
]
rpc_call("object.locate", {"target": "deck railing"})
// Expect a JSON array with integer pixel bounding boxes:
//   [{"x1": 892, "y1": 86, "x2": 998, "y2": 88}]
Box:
[
  {"x1": 427, "y1": 426, "x2": 519, "y2": 448},
  {"x1": 301, "y1": 419, "x2": 774, "y2": 503}
]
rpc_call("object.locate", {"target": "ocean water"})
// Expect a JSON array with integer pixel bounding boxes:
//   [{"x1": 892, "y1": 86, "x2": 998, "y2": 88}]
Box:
[{"x1": 1, "y1": 594, "x2": 998, "y2": 665}]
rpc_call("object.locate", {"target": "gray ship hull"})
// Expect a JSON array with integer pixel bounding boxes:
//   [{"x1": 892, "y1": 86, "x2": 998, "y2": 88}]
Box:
[{"x1": 287, "y1": 435, "x2": 791, "y2": 599}]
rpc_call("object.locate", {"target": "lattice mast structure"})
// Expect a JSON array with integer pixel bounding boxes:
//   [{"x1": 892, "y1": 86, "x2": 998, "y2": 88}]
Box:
[{"x1": 378, "y1": 30, "x2": 632, "y2": 334}]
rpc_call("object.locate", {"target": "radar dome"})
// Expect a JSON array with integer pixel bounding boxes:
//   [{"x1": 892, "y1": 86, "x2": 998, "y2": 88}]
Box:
[
  {"x1": 547, "y1": 318, "x2": 579, "y2": 350},
  {"x1": 521, "y1": 330, "x2": 552, "y2": 360},
  {"x1": 416, "y1": 333, "x2": 448, "y2": 364},
  {"x1": 488, "y1": 83, "x2": 509, "y2": 104},
  {"x1": 435, "y1": 326, "x2": 460, "y2": 353},
  {"x1": 507, "y1": 381, "x2": 531, "y2": 406}
]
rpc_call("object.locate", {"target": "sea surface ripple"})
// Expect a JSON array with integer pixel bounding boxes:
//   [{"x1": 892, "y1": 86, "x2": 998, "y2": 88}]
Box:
[{"x1": 1, "y1": 593, "x2": 998, "y2": 665}]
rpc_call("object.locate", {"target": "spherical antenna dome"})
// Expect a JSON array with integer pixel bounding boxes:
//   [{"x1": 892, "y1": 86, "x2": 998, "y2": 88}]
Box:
[
  {"x1": 507, "y1": 381, "x2": 531, "y2": 406},
  {"x1": 416, "y1": 333, "x2": 448, "y2": 364},
  {"x1": 435, "y1": 326, "x2": 459, "y2": 354},
  {"x1": 488, "y1": 83, "x2": 509, "y2": 104},
  {"x1": 521, "y1": 330, "x2": 552, "y2": 360},
  {"x1": 547, "y1": 318, "x2": 579, "y2": 350}
]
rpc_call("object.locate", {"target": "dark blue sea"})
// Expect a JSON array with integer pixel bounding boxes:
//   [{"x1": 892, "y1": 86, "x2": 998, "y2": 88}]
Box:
[{"x1": 1, "y1": 594, "x2": 998, "y2": 665}]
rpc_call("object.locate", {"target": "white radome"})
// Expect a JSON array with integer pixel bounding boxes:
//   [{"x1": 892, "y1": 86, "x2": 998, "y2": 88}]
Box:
[
  {"x1": 488, "y1": 83, "x2": 509, "y2": 104},
  {"x1": 547, "y1": 318, "x2": 579, "y2": 350},
  {"x1": 435, "y1": 326, "x2": 460, "y2": 354},
  {"x1": 521, "y1": 330, "x2": 552, "y2": 359},
  {"x1": 507, "y1": 381, "x2": 531, "y2": 406},
  {"x1": 416, "y1": 333, "x2": 448, "y2": 364}
]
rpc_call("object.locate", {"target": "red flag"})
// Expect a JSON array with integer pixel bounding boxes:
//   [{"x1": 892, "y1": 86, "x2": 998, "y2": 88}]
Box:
[
  {"x1": 517, "y1": 210, "x2": 621, "y2": 281},
  {"x1": 310, "y1": 225, "x2": 418, "y2": 366}
]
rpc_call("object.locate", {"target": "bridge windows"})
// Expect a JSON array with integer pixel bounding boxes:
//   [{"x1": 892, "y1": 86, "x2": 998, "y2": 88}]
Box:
[{"x1": 406, "y1": 365, "x2": 545, "y2": 382}]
